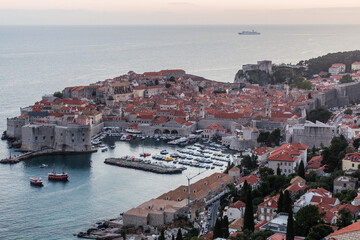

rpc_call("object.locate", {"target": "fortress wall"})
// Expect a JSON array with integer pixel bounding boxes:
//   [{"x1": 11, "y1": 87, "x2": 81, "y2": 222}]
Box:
[
  {"x1": 21, "y1": 124, "x2": 55, "y2": 151},
  {"x1": 6, "y1": 117, "x2": 27, "y2": 139},
  {"x1": 307, "y1": 82, "x2": 360, "y2": 113},
  {"x1": 54, "y1": 125, "x2": 91, "y2": 152},
  {"x1": 90, "y1": 122, "x2": 104, "y2": 137}
]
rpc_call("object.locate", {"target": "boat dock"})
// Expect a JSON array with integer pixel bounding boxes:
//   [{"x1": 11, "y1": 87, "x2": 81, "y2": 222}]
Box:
[{"x1": 104, "y1": 158, "x2": 183, "y2": 174}]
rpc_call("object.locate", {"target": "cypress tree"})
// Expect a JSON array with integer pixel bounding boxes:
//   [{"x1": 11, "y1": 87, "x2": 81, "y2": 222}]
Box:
[
  {"x1": 176, "y1": 229, "x2": 182, "y2": 240},
  {"x1": 277, "y1": 190, "x2": 284, "y2": 213},
  {"x1": 286, "y1": 208, "x2": 294, "y2": 240},
  {"x1": 243, "y1": 188, "x2": 255, "y2": 232},
  {"x1": 283, "y1": 190, "x2": 292, "y2": 213},
  {"x1": 223, "y1": 216, "x2": 229, "y2": 238},
  {"x1": 121, "y1": 231, "x2": 126, "y2": 240},
  {"x1": 298, "y1": 161, "x2": 305, "y2": 179},
  {"x1": 172, "y1": 235, "x2": 175, "y2": 240},
  {"x1": 159, "y1": 229, "x2": 165, "y2": 240},
  {"x1": 277, "y1": 164, "x2": 281, "y2": 175},
  {"x1": 213, "y1": 218, "x2": 222, "y2": 239}
]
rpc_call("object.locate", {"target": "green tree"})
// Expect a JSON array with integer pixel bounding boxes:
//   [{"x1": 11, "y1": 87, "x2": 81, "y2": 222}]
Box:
[
  {"x1": 340, "y1": 74, "x2": 354, "y2": 84},
  {"x1": 155, "y1": 79, "x2": 159, "y2": 85},
  {"x1": 286, "y1": 208, "x2": 294, "y2": 240},
  {"x1": 223, "y1": 216, "x2": 229, "y2": 238},
  {"x1": 243, "y1": 188, "x2": 255, "y2": 232},
  {"x1": 257, "y1": 132, "x2": 270, "y2": 144},
  {"x1": 259, "y1": 167, "x2": 274, "y2": 181},
  {"x1": 321, "y1": 135, "x2": 348, "y2": 172},
  {"x1": 213, "y1": 218, "x2": 222, "y2": 239},
  {"x1": 176, "y1": 229, "x2": 183, "y2": 240},
  {"x1": 337, "y1": 208, "x2": 353, "y2": 229},
  {"x1": 298, "y1": 161, "x2": 305, "y2": 179},
  {"x1": 169, "y1": 76, "x2": 176, "y2": 82},
  {"x1": 344, "y1": 108, "x2": 353, "y2": 115},
  {"x1": 172, "y1": 235, "x2": 175, "y2": 240},
  {"x1": 307, "y1": 108, "x2": 332, "y2": 123},
  {"x1": 241, "y1": 155, "x2": 258, "y2": 171},
  {"x1": 268, "y1": 128, "x2": 282, "y2": 147},
  {"x1": 277, "y1": 191, "x2": 284, "y2": 213},
  {"x1": 353, "y1": 138, "x2": 360, "y2": 149},
  {"x1": 277, "y1": 164, "x2": 281, "y2": 175},
  {"x1": 335, "y1": 189, "x2": 358, "y2": 203},
  {"x1": 121, "y1": 231, "x2": 126, "y2": 240},
  {"x1": 283, "y1": 190, "x2": 292, "y2": 213},
  {"x1": 53, "y1": 91, "x2": 63, "y2": 98},
  {"x1": 305, "y1": 224, "x2": 334, "y2": 240},
  {"x1": 308, "y1": 92, "x2": 312, "y2": 99},
  {"x1": 159, "y1": 229, "x2": 165, "y2": 240},
  {"x1": 165, "y1": 83, "x2": 172, "y2": 88},
  {"x1": 294, "y1": 205, "x2": 325, "y2": 236}
]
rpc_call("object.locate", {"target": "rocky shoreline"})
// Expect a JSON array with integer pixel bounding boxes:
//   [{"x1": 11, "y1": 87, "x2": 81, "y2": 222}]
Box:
[
  {"x1": 104, "y1": 158, "x2": 183, "y2": 174},
  {"x1": 77, "y1": 218, "x2": 124, "y2": 239}
]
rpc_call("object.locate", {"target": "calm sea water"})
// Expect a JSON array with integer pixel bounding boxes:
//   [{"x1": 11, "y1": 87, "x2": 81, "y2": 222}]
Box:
[{"x1": 1, "y1": 25, "x2": 360, "y2": 239}]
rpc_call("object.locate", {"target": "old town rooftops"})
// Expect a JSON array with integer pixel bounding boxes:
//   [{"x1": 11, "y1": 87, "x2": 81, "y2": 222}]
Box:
[{"x1": 344, "y1": 152, "x2": 360, "y2": 162}]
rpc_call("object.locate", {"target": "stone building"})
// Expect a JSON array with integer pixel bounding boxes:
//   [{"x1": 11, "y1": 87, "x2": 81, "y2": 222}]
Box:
[
  {"x1": 267, "y1": 143, "x2": 308, "y2": 176},
  {"x1": 286, "y1": 121, "x2": 335, "y2": 148},
  {"x1": 6, "y1": 117, "x2": 28, "y2": 139},
  {"x1": 123, "y1": 199, "x2": 186, "y2": 227},
  {"x1": 342, "y1": 152, "x2": 360, "y2": 171},
  {"x1": 21, "y1": 124, "x2": 92, "y2": 152},
  {"x1": 257, "y1": 195, "x2": 279, "y2": 221},
  {"x1": 333, "y1": 176, "x2": 358, "y2": 194}
]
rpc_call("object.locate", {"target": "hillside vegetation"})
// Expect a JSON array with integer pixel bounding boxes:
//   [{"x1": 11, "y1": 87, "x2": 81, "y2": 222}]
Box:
[{"x1": 304, "y1": 50, "x2": 360, "y2": 75}]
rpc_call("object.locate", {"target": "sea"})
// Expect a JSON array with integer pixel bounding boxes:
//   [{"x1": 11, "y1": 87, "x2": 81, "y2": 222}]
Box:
[{"x1": 0, "y1": 25, "x2": 360, "y2": 240}]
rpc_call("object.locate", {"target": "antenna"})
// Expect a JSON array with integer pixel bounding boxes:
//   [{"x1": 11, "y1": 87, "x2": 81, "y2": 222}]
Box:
[{"x1": 185, "y1": 169, "x2": 207, "y2": 210}]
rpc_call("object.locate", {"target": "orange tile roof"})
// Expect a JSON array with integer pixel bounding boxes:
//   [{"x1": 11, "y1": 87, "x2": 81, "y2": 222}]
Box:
[{"x1": 328, "y1": 221, "x2": 360, "y2": 237}]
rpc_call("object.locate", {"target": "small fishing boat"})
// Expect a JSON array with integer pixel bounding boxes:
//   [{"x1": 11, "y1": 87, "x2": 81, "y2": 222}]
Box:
[{"x1": 40, "y1": 164, "x2": 48, "y2": 168}]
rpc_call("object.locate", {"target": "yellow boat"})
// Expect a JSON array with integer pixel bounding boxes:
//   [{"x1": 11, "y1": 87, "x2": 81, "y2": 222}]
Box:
[{"x1": 165, "y1": 157, "x2": 173, "y2": 161}]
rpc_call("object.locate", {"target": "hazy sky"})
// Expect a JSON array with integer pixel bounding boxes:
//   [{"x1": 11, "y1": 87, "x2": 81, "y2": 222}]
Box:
[{"x1": 1, "y1": 0, "x2": 360, "y2": 25}]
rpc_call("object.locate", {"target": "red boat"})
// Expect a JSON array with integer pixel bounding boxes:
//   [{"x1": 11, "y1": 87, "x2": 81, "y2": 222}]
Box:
[
  {"x1": 30, "y1": 177, "x2": 43, "y2": 186},
  {"x1": 48, "y1": 164, "x2": 68, "y2": 181},
  {"x1": 140, "y1": 153, "x2": 151, "y2": 157},
  {"x1": 48, "y1": 171, "x2": 68, "y2": 181}
]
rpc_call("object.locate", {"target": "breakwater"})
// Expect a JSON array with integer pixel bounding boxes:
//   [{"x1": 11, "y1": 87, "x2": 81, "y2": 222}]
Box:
[
  {"x1": 104, "y1": 158, "x2": 183, "y2": 174},
  {"x1": 0, "y1": 149, "x2": 97, "y2": 164}
]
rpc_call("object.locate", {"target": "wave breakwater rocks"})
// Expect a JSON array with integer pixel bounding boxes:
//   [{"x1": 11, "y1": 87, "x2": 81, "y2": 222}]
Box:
[{"x1": 104, "y1": 158, "x2": 183, "y2": 174}]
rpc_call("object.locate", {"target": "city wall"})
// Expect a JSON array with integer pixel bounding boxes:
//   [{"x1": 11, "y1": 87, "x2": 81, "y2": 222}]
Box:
[{"x1": 305, "y1": 82, "x2": 360, "y2": 113}]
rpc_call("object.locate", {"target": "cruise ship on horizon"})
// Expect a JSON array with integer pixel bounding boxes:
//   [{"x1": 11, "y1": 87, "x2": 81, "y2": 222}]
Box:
[{"x1": 238, "y1": 30, "x2": 260, "y2": 35}]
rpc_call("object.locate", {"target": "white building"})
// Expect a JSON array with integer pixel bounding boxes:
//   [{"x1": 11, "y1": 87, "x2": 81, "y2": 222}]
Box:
[{"x1": 329, "y1": 63, "x2": 346, "y2": 75}]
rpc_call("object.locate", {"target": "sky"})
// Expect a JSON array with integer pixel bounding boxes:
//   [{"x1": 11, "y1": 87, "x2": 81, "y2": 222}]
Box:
[{"x1": 1, "y1": 0, "x2": 360, "y2": 25}]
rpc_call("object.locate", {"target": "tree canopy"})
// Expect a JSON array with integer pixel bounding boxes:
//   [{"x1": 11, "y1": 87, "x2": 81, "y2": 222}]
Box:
[
  {"x1": 321, "y1": 135, "x2": 348, "y2": 172},
  {"x1": 340, "y1": 74, "x2": 354, "y2": 84},
  {"x1": 304, "y1": 50, "x2": 360, "y2": 75},
  {"x1": 53, "y1": 91, "x2": 63, "y2": 98},
  {"x1": 307, "y1": 108, "x2": 332, "y2": 123},
  {"x1": 294, "y1": 205, "x2": 325, "y2": 236}
]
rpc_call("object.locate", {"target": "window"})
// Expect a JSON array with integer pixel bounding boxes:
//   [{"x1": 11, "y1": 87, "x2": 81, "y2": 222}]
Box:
[
  {"x1": 82, "y1": 139, "x2": 85, "y2": 142},
  {"x1": 284, "y1": 162, "x2": 287, "y2": 166},
  {"x1": 72, "y1": 134, "x2": 74, "y2": 137},
  {"x1": 267, "y1": 209, "x2": 270, "y2": 213},
  {"x1": 261, "y1": 208, "x2": 264, "y2": 213},
  {"x1": 281, "y1": 162, "x2": 283, "y2": 165},
  {"x1": 266, "y1": 216, "x2": 270, "y2": 221},
  {"x1": 43, "y1": 136, "x2": 45, "y2": 140},
  {"x1": 35, "y1": 137, "x2": 38, "y2": 140},
  {"x1": 344, "y1": 183, "x2": 347, "y2": 187},
  {"x1": 261, "y1": 215, "x2": 264, "y2": 220},
  {"x1": 352, "y1": 164, "x2": 355, "y2": 168},
  {"x1": 72, "y1": 139, "x2": 74, "y2": 142},
  {"x1": 51, "y1": 136, "x2": 54, "y2": 140}
]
